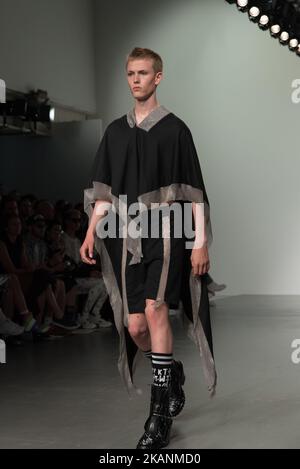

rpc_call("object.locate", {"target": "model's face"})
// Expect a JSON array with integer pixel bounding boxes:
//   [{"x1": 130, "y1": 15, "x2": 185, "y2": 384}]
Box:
[{"x1": 126, "y1": 58, "x2": 162, "y2": 101}]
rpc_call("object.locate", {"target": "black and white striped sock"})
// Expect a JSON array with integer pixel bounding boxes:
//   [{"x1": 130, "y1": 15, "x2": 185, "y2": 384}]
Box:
[{"x1": 151, "y1": 352, "x2": 173, "y2": 387}]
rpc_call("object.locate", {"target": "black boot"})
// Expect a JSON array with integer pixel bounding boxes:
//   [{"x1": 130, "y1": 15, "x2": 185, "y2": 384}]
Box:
[
  {"x1": 136, "y1": 384, "x2": 173, "y2": 450},
  {"x1": 169, "y1": 360, "x2": 186, "y2": 417},
  {"x1": 143, "y1": 360, "x2": 186, "y2": 424}
]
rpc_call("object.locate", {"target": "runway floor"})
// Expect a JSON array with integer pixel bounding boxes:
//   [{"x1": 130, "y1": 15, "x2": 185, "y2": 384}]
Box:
[{"x1": 1, "y1": 294, "x2": 300, "y2": 449}]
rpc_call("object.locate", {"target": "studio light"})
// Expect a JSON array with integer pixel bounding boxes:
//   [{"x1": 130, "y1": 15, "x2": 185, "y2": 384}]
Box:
[
  {"x1": 270, "y1": 24, "x2": 281, "y2": 37},
  {"x1": 289, "y1": 38, "x2": 299, "y2": 50},
  {"x1": 248, "y1": 6, "x2": 261, "y2": 22},
  {"x1": 25, "y1": 89, "x2": 52, "y2": 122},
  {"x1": 237, "y1": 0, "x2": 249, "y2": 12},
  {"x1": 258, "y1": 14, "x2": 270, "y2": 30},
  {"x1": 50, "y1": 107, "x2": 55, "y2": 122},
  {"x1": 0, "y1": 88, "x2": 54, "y2": 135},
  {"x1": 279, "y1": 31, "x2": 289, "y2": 44},
  {"x1": 225, "y1": 0, "x2": 300, "y2": 58}
]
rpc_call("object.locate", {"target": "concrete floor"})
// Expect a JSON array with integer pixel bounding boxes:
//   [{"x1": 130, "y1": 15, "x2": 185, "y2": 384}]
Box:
[{"x1": 1, "y1": 294, "x2": 300, "y2": 449}]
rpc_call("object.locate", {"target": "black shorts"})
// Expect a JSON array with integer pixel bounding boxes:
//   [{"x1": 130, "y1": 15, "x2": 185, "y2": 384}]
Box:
[{"x1": 125, "y1": 205, "x2": 186, "y2": 313}]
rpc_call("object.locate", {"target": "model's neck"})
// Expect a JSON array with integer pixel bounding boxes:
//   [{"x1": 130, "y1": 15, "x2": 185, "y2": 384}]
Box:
[{"x1": 134, "y1": 96, "x2": 160, "y2": 118}]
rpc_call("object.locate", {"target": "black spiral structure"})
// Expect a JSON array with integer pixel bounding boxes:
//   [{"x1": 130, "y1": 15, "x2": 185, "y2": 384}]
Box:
[{"x1": 225, "y1": 0, "x2": 300, "y2": 56}]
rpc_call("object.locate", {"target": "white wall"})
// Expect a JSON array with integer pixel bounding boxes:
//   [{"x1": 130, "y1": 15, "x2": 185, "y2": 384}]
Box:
[
  {"x1": 94, "y1": 0, "x2": 300, "y2": 295},
  {"x1": 0, "y1": 0, "x2": 96, "y2": 113}
]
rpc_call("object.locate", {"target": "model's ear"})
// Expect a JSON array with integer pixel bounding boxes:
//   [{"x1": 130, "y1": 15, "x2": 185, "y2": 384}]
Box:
[{"x1": 155, "y1": 71, "x2": 163, "y2": 85}]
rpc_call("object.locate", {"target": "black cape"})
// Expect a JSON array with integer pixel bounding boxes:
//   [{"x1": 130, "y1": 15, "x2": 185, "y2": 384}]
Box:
[{"x1": 84, "y1": 105, "x2": 217, "y2": 397}]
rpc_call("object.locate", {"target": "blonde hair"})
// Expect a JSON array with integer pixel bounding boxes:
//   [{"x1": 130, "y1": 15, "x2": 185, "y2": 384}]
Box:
[{"x1": 126, "y1": 47, "x2": 163, "y2": 73}]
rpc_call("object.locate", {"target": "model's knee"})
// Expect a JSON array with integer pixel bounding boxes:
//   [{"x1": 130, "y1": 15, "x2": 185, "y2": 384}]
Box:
[
  {"x1": 128, "y1": 317, "x2": 149, "y2": 339},
  {"x1": 145, "y1": 301, "x2": 169, "y2": 326}
]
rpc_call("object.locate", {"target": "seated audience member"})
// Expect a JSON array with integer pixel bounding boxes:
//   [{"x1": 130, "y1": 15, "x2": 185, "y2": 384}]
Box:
[
  {"x1": 45, "y1": 221, "x2": 80, "y2": 329},
  {"x1": 54, "y1": 200, "x2": 72, "y2": 226},
  {"x1": 34, "y1": 199, "x2": 55, "y2": 223},
  {"x1": 0, "y1": 196, "x2": 19, "y2": 230},
  {"x1": 0, "y1": 214, "x2": 71, "y2": 332},
  {"x1": 62, "y1": 209, "x2": 111, "y2": 329},
  {"x1": 18, "y1": 196, "x2": 34, "y2": 236}
]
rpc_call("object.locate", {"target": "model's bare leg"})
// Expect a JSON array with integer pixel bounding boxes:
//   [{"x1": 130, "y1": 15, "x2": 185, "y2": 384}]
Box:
[
  {"x1": 127, "y1": 300, "x2": 173, "y2": 353},
  {"x1": 145, "y1": 298, "x2": 186, "y2": 420},
  {"x1": 128, "y1": 312, "x2": 151, "y2": 351},
  {"x1": 136, "y1": 298, "x2": 174, "y2": 450},
  {"x1": 144, "y1": 299, "x2": 173, "y2": 354}
]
